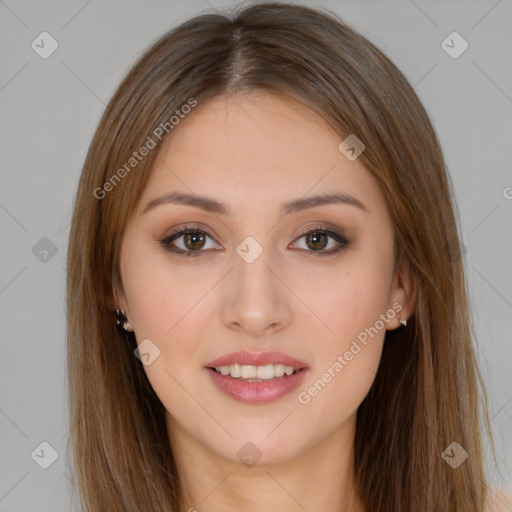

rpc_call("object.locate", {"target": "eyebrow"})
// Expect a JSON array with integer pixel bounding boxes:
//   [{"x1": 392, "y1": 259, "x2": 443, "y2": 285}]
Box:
[{"x1": 142, "y1": 191, "x2": 368, "y2": 216}]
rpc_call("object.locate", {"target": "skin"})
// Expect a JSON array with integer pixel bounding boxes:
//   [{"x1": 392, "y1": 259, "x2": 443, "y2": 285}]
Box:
[{"x1": 113, "y1": 92, "x2": 416, "y2": 512}]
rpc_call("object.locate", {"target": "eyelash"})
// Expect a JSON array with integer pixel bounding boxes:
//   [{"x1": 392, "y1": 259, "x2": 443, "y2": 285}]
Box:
[{"x1": 160, "y1": 224, "x2": 349, "y2": 258}]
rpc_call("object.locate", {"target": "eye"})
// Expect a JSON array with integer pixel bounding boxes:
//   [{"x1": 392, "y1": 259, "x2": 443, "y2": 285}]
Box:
[
  {"x1": 160, "y1": 226, "x2": 221, "y2": 257},
  {"x1": 160, "y1": 225, "x2": 349, "y2": 258},
  {"x1": 289, "y1": 227, "x2": 349, "y2": 256}
]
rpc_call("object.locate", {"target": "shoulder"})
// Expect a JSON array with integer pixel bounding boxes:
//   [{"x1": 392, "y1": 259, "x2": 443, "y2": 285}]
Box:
[{"x1": 485, "y1": 488, "x2": 512, "y2": 512}]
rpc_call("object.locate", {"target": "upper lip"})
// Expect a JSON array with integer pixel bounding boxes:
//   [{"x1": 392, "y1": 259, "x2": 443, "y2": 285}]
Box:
[{"x1": 205, "y1": 351, "x2": 309, "y2": 370}]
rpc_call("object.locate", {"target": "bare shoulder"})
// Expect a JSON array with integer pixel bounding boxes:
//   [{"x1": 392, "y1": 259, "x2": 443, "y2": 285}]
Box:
[{"x1": 485, "y1": 488, "x2": 512, "y2": 512}]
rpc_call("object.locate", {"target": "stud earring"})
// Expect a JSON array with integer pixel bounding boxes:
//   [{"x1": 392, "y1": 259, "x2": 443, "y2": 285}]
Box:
[
  {"x1": 397, "y1": 312, "x2": 407, "y2": 327},
  {"x1": 115, "y1": 308, "x2": 134, "y2": 332}
]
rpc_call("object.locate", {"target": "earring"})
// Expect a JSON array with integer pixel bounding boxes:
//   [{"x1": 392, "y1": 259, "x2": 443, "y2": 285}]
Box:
[
  {"x1": 115, "y1": 308, "x2": 134, "y2": 332},
  {"x1": 397, "y1": 312, "x2": 407, "y2": 327}
]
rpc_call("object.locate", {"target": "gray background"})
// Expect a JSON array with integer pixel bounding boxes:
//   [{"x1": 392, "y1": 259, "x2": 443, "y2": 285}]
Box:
[{"x1": 0, "y1": 0, "x2": 511, "y2": 510}]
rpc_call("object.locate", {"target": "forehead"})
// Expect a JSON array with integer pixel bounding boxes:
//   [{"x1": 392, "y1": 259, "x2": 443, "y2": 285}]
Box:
[{"x1": 136, "y1": 92, "x2": 385, "y2": 218}]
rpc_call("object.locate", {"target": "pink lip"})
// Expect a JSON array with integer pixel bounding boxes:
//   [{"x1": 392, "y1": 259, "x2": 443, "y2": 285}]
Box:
[
  {"x1": 205, "y1": 350, "x2": 309, "y2": 370},
  {"x1": 206, "y1": 367, "x2": 309, "y2": 404},
  {"x1": 204, "y1": 351, "x2": 310, "y2": 404}
]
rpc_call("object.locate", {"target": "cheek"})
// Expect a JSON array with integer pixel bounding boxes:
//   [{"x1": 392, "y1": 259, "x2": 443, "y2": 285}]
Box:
[
  {"x1": 121, "y1": 238, "x2": 213, "y2": 340},
  {"x1": 119, "y1": 240, "x2": 217, "y2": 386},
  {"x1": 293, "y1": 248, "x2": 393, "y2": 424},
  {"x1": 120, "y1": 247, "x2": 218, "y2": 418},
  {"x1": 298, "y1": 249, "x2": 393, "y2": 348},
  {"x1": 295, "y1": 294, "x2": 387, "y2": 439}
]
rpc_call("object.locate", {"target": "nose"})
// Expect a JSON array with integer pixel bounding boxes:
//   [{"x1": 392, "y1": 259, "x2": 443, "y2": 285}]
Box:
[{"x1": 221, "y1": 247, "x2": 293, "y2": 337}]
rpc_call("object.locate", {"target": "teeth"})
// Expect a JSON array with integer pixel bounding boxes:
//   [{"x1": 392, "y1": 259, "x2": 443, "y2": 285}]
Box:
[
  {"x1": 274, "y1": 364, "x2": 285, "y2": 377},
  {"x1": 230, "y1": 363, "x2": 241, "y2": 378},
  {"x1": 213, "y1": 363, "x2": 298, "y2": 380},
  {"x1": 241, "y1": 365, "x2": 257, "y2": 379},
  {"x1": 257, "y1": 364, "x2": 274, "y2": 379}
]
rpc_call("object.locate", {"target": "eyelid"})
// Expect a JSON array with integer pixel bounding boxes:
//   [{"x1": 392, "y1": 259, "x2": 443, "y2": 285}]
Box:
[
  {"x1": 162, "y1": 223, "x2": 221, "y2": 243},
  {"x1": 294, "y1": 223, "x2": 347, "y2": 240}
]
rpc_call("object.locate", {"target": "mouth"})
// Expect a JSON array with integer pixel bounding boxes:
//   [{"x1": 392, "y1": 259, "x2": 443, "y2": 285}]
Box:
[
  {"x1": 205, "y1": 353, "x2": 309, "y2": 405},
  {"x1": 206, "y1": 363, "x2": 305, "y2": 382}
]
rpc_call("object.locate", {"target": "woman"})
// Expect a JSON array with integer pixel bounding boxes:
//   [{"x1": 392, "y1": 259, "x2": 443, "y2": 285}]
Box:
[{"x1": 65, "y1": 2, "x2": 499, "y2": 510}]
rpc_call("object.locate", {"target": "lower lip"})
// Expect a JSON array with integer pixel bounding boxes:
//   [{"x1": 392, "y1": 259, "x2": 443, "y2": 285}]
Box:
[{"x1": 206, "y1": 367, "x2": 309, "y2": 404}]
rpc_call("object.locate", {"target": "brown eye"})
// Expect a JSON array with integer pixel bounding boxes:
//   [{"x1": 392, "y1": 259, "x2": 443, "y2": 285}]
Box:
[
  {"x1": 305, "y1": 231, "x2": 329, "y2": 251},
  {"x1": 161, "y1": 228, "x2": 220, "y2": 257},
  {"x1": 290, "y1": 228, "x2": 349, "y2": 256},
  {"x1": 183, "y1": 231, "x2": 207, "y2": 250}
]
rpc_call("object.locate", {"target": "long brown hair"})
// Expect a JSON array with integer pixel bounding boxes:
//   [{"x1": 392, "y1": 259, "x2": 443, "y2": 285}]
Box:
[{"x1": 65, "y1": 2, "x2": 492, "y2": 510}]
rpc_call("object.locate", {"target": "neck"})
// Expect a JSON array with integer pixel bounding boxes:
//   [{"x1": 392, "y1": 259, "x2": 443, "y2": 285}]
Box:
[{"x1": 167, "y1": 412, "x2": 364, "y2": 512}]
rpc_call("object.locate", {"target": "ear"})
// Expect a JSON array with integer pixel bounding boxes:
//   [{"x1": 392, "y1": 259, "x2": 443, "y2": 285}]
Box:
[
  {"x1": 386, "y1": 254, "x2": 417, "y2": 331},
  {"x1": 108, "y1": 276, "x2": 135, "y2": 332},
  {"x1": 105, "y1": 280, "x2": 117, "y2": 312},
  {"x1": 108, "y1": 274, "x2": 131, "y2": 317}
]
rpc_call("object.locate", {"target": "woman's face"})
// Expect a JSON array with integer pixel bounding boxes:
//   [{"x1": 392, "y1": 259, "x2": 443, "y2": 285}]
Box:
[{"x1": 115, "y1": 92, "x2": 413, "y2": 465}]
